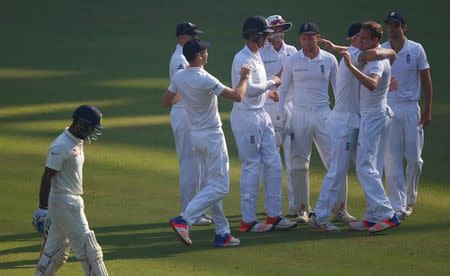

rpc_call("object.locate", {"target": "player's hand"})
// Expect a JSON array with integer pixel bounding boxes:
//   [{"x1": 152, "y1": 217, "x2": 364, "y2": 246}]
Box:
[
  {"x1": 275, "y1": 67, "x2": 283, "y2": 78},
  {"x1": 240, "y1": 64, "x2": 252, "y2": 79},
  {"x1": 389, "y1": 76, "x2": 399, "y2": 91},
  {"x1": 318, "y1": 37, "x2": 335, "y2": 51},
  {"x1": 268, "y1": 91, "x2": 280, "y2": 102},
  {"x1": 341, "y1": 51, "x2": 353, "y2": 68},
  {"x1": 32, "y1": 208, "x2": 51, "y2": 235},
  {"x1": 420, "y1": 109, "x2": 431, "y2": 128},
  {"x1": 271, "y1": 75, "x2": 281, "y2": 87},
  {"x1": 388, "y1": 50, "x2": 397, "y2": 65}
]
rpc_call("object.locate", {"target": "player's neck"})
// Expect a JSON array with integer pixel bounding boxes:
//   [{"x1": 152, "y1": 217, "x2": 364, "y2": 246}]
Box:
[
  {"x1": 246, "y1": 42, "x2": 259, "y2": 54},
  {"x1": 272, "y1": 41, "x2": 283, "y2": 52},
  {"x1": 390, "y1": 36, "x2": 406, "y2": 53},
  {"x1": 302, "y1": 46, "x2": 319, "y2": 59},
  {"x1": 68, "y1": 124, "x2": 83, "y2": 140}
]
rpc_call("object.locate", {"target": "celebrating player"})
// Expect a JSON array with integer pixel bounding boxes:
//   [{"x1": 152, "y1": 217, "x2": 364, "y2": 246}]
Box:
[
  {"x1": 382, "y1": 11, "x2": 433, "y2": 220},
  {"x1": 343, "y1": 21, "x2": 400, "y2": 232},
  {"x1": 166, "y1": 22, "x2": 211, "y2": 226},
  {"x1": 164, "y1": 39, "x2": 251, "y2": 247},
  {"x1": 231, "y1": 16, "x2": 297, "y2": 233},
  {"x1": 260, "y1": 15, "x2": 297, "y2": 216},
  {"x1": 34, "y1": 105, "x2": 108, "y2": 275}
]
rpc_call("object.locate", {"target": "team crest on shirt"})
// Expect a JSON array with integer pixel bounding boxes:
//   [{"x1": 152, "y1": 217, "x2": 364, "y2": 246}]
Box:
[
  {"x1": 406, "y1": 54, "x2": 411, "y2": 64},
  {"x1": 320, "y1": 65, "x2": 325, "y2": 74},
  {"x1": 72, "y1": 146, "x2": 81, "y2": 157}
]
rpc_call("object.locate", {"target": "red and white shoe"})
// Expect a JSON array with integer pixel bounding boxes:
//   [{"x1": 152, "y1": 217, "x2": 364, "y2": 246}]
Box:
[
  {"x1": 368, "y1": 215, "x2": 401, "y2": 233},
  {"x1": 266, "y1": 216, "x2": 297, "y2": 230},
  {"x1": 239, "y1": 220, "x2": 273, "y2": 233},
  {"x1": 169, "y1": 216, "x2": 192, "y2": 246},
  {"x1": 348, "y1": 220, "x2": 376, "y2": 231}
]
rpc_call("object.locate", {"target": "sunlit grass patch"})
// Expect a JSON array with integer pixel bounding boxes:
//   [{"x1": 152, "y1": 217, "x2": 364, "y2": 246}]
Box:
[
  {"x1": 93, "y1": 78, "x2": 168, "y2": 89},
  {"x1": 0, "y1": 67, "x2": 80, "y2": 79}
]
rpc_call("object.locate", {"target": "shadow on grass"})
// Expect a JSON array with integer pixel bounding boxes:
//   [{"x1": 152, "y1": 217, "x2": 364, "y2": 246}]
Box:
[{"x1": 1, "y1": 219, "x2": 450, "y2": 269}]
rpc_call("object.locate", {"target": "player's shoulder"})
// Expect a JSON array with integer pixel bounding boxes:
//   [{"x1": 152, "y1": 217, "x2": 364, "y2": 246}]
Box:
[
  {"x1": 407, "y1": 39, "x2": 425, "y2": 52},
  {"x1": 48, "y1": 132, "x2": 73, "y2": 155}
]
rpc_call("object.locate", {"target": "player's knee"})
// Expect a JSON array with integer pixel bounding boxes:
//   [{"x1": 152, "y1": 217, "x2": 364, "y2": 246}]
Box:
[
  {"x1": 291, "y1": 156, "x2": 309, "y2": 172},
  {"x1": 80, "y1": 230, "x2": 108, "y2": 276},
  {"x1": 36, "y1": 240, "x2": 70, "y2": 276}
]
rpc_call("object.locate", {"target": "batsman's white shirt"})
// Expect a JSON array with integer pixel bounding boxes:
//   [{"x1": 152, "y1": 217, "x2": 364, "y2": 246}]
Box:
[
  {"x1": 168, "y1": 67, "x2": 226, "y2": 129},
  {"x1": 280, "y1": 49, "x2": 338, "y2": 108},
  {"x1": 46, "y1": 128, "x2": 84, "y2": 195},
  {"x1": 382, "y1": 38, "x2": 430, "y2": 102},
  {"x1": 169, "y1": 44, "x2": 189, "y2": 107}
]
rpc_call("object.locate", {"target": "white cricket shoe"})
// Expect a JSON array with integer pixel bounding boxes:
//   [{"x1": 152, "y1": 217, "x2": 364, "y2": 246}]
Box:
[
  {"x1": 335, "y1": 209, "x2": 357, "y2": 223},
  {"x1": 296, "y1": 210, "x2": 309, "y2": 223},
  {"x1": 405, "y1": 205, "x2": 414, "y2": 216},
  {"x1": 395, "y1": 211, "x2": 406, "y2": 221},
  {"x1": 309, "y1": 213, "x2": 340, "y2": 232},
  {"x1": 192, "y1": 217, "x2": 212, "y2": 226},
  {"x1": 267, "y1": 216, "x2": 297, "y2": 230}
]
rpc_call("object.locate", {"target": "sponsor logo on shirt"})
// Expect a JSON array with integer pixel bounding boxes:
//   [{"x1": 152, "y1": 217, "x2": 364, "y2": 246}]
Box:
[
  {"x1": 250, "y1": 136, "x2": 255, "y2": 144},
  {"x1": 294, "y1": 68, "x2": 308, "y2": 72},
  {"x1": 177, "y1": 64, "x2": 185, "y2": 70},
  {"x1": 263, "y1": 59, "x2": 278, "y2": 64},
  {"x1": 50, "y1": 152, "x2": 58, "y2": 155}
]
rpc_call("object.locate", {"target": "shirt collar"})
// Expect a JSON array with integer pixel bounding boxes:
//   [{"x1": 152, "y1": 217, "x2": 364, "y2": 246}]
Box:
[
  {"x1": 386, "y1": 37, "x2": 410, "y2": 54},
  {"x1": 64, "y1": 127, "x2": 84, "y2": 144},
  {"x1": 299, "y1": 48, "x2": 324, "y2": 61},
  {"x1": 176, "y1": 44, "x2": 183, "y2": 53},
  {"x1": 243, "y1": 44, "x2": 260, "y2": 59}
]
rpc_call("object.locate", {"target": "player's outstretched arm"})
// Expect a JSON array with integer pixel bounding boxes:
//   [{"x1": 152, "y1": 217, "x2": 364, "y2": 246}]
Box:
[
  {"x1": 342, "y1": 51, "x2": 380, "y2": 91},
  {"x1": 318, "y1": 37, "x2": 349, "y2": 54},
  {"x1": 221, "y1": 64, "x2": 251, "y2": 102},
  {"x1": 359, "y1": 48, "x2": 397, "y2": 65}
]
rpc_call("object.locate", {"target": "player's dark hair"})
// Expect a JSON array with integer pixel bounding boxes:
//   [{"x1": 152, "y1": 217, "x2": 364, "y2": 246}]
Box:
[{"x1": 362, "y1": 21, "x2": 383, "y2": 41}]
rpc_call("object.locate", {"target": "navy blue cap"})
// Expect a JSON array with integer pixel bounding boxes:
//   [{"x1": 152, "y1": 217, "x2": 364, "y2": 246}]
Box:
[
  {"x1": 176, "y1": 22, "x2": 203, "y2": 37},
  {"x1": 384, "y1": 11, "x2": 406, "y2": 25},
  {"x1": 183, "y1": 39, "x2": 210, "y2": 61},
  {"x1": 347, "y1": 22, "x2": 362, "y2": 38},
  {"x1": 298, "y1": 22, "x2": 319, "y2": 35}
]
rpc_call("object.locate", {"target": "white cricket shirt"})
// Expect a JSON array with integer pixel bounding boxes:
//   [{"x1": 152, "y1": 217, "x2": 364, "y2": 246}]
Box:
[
  {"x1": 231, "y1": 45, "x2": 273, "y2": 110},
  {"x1": 260, "y1": 42, "x2": 297, "y2": 104},
  {"x1": 382, "y1": 38, "x2": 430, "y2": 102},
  {"x1": 359, "y1": 58, "x2": 391, "y2": 115},
  {"x1": 169, "y1": 44, "x2": 189, "y2": 107},
  {"x1": 46, "y1": 128, "x2": 84, "y2": 195},
  {"x1": 168, "y1": 67, "x2": 226, "y2": 130},
  {"x1": 334, "y1": 45, "x2": 361, "y2": 114},
  {"x1": 280, "y1": 48, "x2": 338, "y2": 107}
]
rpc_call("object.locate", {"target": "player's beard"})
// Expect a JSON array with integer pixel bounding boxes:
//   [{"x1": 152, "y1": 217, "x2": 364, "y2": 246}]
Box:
[{"x1": 269, "y1": 32, "x2": 284, "y2": 44}]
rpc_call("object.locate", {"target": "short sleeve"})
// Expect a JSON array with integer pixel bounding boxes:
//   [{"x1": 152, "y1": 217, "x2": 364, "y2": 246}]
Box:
[
  {"x1": 45, "y1": 144, "x2": 67, "y2": 171},
  {"x1": 168, "y1": 81, "x2": 177, "y2": 94},
  {"x1": 366, "y1": 60, "x2": 383, "y2": 78},
  {"x1": 203, "y1": 73, "x2": 226, "y2": 96},
  {"x1": 417, "y1": 44, "x2": 430, "y2": 71}
]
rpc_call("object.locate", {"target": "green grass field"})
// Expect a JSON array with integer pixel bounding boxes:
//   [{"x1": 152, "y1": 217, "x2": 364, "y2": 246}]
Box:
[{"x1": 1, "y1": 0, "x2": 449, "y2": 275}]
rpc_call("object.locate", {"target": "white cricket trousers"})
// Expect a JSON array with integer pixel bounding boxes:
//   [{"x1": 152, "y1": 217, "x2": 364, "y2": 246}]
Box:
[
  {"x1": 230, "y1": 107, "x2": 283, "y2": 223},
  {"x1": 356, "y1": 111, "x2": 395, "y2": 222},
  {"x1": 181, "y1": 127, "x2": 231, "y2": 235},
  {"x1": 264, "y1": 103, "x2": 295, "y2": 213},
  {"x1": 385, "y1": 101, "x2": 424, "y2": 212},
  {"x1": 170, "y1": 106, "x2": 203, "y2": 212},
  {"x1": 290, "y1": 105, "x2": 332, "y2": 212},
  {"x1": 44, "y1": 194, "x2": 90, "y2": 260},
  {"x1": 315, "y1": 111, "x2": 358, "y2": 220}
]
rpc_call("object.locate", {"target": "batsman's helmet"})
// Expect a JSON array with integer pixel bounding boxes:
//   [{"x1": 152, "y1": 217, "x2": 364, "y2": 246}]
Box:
[
  {"x1": 72, "y1": 105, "x2": 102, "y2": 143},
  {"x1": 242, "y1": 16, "x2": 273, "y2": 40}
]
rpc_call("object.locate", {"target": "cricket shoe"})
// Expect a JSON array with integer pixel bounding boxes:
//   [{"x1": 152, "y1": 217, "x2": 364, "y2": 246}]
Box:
[
  {"x1": 296, "y1": 210, "x2": 309, "y2": 223},
  {"x1": 309, "y1": 212, "x2": 340, "y2": 232},
  {"x1": 334, "y1": 209, "x2": 357, "y2": 223},
  {"x1": 368, "y1": 214, "x2": 401, "y2": 233},
  {"x1": 213, "y1": 233, "x2": 240, "y2": 248},
  {"x1": 169, "y1": 216, "x2": 192, "y2": 246},
  {"x1": 395, "y1": 211, "x2": 406, "y2": 221},
  {"x1": 348, "y1": 220, "x2": 376, "y2": 231},
  {"x1": 192, "y1": 217, "x2": 212, "y2": 226},
  {"x1": 239, "y1": 220, "x2": 273, "y2": 233},
  {"x1": 405, "y1": 205, "x2": 414, "y2": 217},
  {"x1": 266, "y1": 215, "x2": 297, "y2": 230}
]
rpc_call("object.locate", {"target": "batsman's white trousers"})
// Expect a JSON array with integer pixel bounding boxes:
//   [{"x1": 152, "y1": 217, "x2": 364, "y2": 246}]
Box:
[
  {"x1": 290, "y1": 105, "x2": 332, "y2": 212},
  {"x1": 181, "y1": 127, "x2": 231, "y2": 235},
  {"x1": 170, "y1": 106, "x2": 203, "y2": 212},
  {"x1": 44, "y1": 194, "x2": 90, "y2": 260},
  {"x1": 356, "y1": 110, "x2": 395, "y2": 222},
  {"x1": 231, "y1": 107, "x2": 283, "y2": 223},
  {"x1": 314, "y1": 111, "x2": 358, "y2": 220},
  {"x1": 264, "y1": 103, "x2": 295, "y2": 213},
  {"x1": 385, "y1": 101, "x2": 424, "y2": 212}
]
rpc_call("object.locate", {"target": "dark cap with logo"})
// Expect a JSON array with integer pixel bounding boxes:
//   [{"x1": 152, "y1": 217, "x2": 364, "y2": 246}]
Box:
[
  {"x1": 384, "y1": 11, "x2": 406, "y2": 25},
  {"x1": 298, "y1": 22, "x2": 319, "y2": 35},
  {"x1": 347, "y1": 22, "x2": 362, "y2": 38},
  {"x1": 176, "y1": 22, "x2": 203, "y2": 37},
  {"x1": 73, "y1": 105, "x2": 102, "y2": 128},
  {"x1": 183, "y1": 39, "x2": 210, "y2": 62}
]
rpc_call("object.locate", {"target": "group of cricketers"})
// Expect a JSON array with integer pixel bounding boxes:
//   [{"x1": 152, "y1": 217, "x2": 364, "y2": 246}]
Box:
[
  {"x1": 164, "y1": 11, "x2": 432, "y2": 247},
  {"x1": 31, "y1": 10, "x2": 432, "y2": 276}
]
